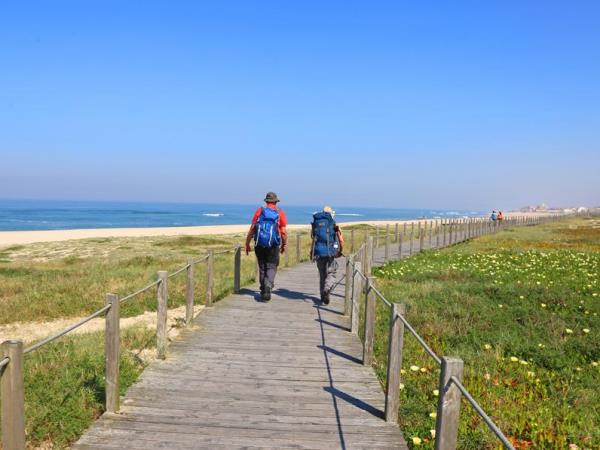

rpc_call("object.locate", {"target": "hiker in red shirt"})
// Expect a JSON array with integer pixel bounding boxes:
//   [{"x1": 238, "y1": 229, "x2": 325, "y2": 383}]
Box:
[{"x1": 245, "y1": 192, "x2": 288, "y2": 301}]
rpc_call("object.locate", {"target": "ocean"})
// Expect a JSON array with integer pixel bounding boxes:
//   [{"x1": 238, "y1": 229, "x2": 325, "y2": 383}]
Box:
[{"x1": 0, "y1": 200, "x2": 484, "y2": 232}]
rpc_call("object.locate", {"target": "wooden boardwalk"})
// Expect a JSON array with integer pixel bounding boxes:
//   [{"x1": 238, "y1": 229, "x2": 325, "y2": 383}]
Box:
[{"x1": 74, "y1": 247, "x2": 410, "y2": 449}]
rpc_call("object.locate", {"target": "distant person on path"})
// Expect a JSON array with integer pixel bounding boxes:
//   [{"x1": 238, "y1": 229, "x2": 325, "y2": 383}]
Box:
[
  {"x1": 490, "y1": 210, "x2": 497, "y2": 221},
  {"x1": 497, "y1": 211, "x2": 504, "y2": 221},
  {"x1": 310, "y1": 206, "x2": 344, "y2": 305},
  {"x1": 245, "y1": 192, "x2": 288, "y2": 301}
]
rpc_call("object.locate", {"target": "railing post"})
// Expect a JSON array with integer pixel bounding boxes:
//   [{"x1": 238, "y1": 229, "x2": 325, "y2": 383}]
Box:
[
  {"x1": 1, "y1": 340, "x2": 25, "y2": 450},
  {"x1": 384, "y1": 225, "x2": 390, "y2": 262},
  {"x1": 419, "y1": 226, "x2": 424, "y2": 252},
  {"x1": 398, "y1": 232, "x2": 403, "y2": 258},
  {"x1": 443, "y1": 221, "x2": 447, "y2": 246},
  {"x1": 350, "y1": 228, "x2": 355, "y2": 254},
  {"x1": 409, "y1": 226, "x2": 414, "y2": 256},
  {"x1": 157, "y1": 271, "x2": 168, "y2": 359},
  {"x1": 429, "y1": 221, "x2": 433, "y2": 248},
  {"x1": 363, "y1": 277, "x2": 376, "y2": 366},
  {"x1": 344, "y1": 257, "x2": 353, "y2": 316},
  {"x1": 105, "y1": 293, "x2": 120, "y2": 413},
  {"x1": 385, "y1": 302, "x2": 405, "y2": 423},
  {"x1": 186, "y1": 259, "x2": 194, "y2": 325},
  {"x1": 365, "y1": 237, "x2": 373, "y2": 275},
  {"x1": 206, "y1": 250, "x2": 214, "y2": 307},
  {"x1": 351, "y1": 262, "x2": 362, "y2": 335},
  {"x1": 394, "y1": 223, "x2": 399, "y2": 243},
  {"x1": 296, "y1": 233, "x2": 301, "y2": 263},
  {"x1": 434, "y1": 357, "x2": 464, "y2": 450},
  {"x1": 372, "y1": 228, "x2": 378, "y2": 262},
  {"x1": 233, "y1": 246, "x2": 241, "y2": 294},
  {"x1": 436, "y1": 222, "x2": 441, "y2": 248}
]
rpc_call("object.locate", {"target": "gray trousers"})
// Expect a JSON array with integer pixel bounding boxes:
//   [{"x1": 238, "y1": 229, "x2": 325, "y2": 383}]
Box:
[
  {"x1": 255, "y1": 246, "x2": 280, "y2": 291},
  {"x1": 316, "y1": 257, "x2": 338, "y2": 296}
]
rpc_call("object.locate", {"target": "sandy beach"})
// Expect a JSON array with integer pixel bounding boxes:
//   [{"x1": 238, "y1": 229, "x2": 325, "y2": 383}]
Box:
[{"x1": 0, "y1": 212, "x2": 553, "y2": 247}]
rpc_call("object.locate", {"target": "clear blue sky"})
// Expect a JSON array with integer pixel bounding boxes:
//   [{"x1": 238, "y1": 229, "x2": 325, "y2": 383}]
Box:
[{"x1": 1, "y1": 1, "x2": 599, "y2": 210}]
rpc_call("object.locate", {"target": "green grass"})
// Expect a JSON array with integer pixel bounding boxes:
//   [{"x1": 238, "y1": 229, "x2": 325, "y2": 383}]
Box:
[
  {"x1": 368, "y1": 217, "x2": 600, "y2": 449},
  {"x1": 0, "y1": 326, "x2": 154, "y2": 449}
]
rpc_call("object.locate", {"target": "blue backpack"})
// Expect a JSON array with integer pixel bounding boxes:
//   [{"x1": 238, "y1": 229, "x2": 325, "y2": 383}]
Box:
[
  {"x1": 254, "y1": 207, "x2": 281, "y2": 248},
  {"x1": 312, "y1": 212, "x2": 339, "y2": 257}
]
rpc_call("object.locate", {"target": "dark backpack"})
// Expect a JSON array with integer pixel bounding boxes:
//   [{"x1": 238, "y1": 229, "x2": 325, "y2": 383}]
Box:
[
  {"x1": 254, "y1": 207, "x2": 281, "y2": 247},
  {"x1": 312, "y1": 212, "x2": 339, "y2": 257}
]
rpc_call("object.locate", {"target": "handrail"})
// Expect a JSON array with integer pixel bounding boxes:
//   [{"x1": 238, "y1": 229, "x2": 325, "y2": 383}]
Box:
[
  {"x1": 395, "y1": 310, "x2": 442, "y2": 365},
  {"x1": 167, "y1": 263, "x2": 190, "y2": 278},
  {"x1": 17, "y1": 244, "x2": 239, "y2": 356},
  {"x1": 0, "y1": 356, "x2": 8, "y2": 370},
  {"x1": 450, "y1": 376, "x2": 515, "y2": 449},
  {"x1": 23, "y1": 304, "x2": 112, "y2": 354},
  {"x1": 120, "y1": 279, "x2": 161, "y2": 303}
]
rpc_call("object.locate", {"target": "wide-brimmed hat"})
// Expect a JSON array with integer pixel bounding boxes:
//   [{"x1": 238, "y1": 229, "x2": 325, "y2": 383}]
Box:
[
  {"x1": 264, "y1": 192, "x2": 280, "y2": 203},
  {"x1": 323, "y1": 206, "x2": 335, "y2": 217}
]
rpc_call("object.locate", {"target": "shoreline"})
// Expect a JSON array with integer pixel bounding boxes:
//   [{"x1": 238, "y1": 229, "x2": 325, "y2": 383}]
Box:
[{"x1": 0, "y1": 212, "x2": 555, "y2": 247}]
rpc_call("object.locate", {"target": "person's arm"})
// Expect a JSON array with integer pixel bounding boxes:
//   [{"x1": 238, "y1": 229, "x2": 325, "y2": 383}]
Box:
[
  {"x1": 335, "y1": 224, "x2": 344, "y2": 255},
  {"x1": 245, "y1": 223, "x2": 256, "y2": 255},
  {"x1": 245, "y1": 208, "x2": 261, "y2": 255},
  {"x1": 279, "y1": 210, "x2": 288, "y2": 253},
  {"x1": 280, "y1": 225, "x2": 288, "y2": 253}
]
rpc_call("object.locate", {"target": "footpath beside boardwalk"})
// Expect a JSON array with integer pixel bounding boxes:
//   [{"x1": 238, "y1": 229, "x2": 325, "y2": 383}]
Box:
[{"x1": 74, "y1": 257, "x2": 408, "y2": 449}]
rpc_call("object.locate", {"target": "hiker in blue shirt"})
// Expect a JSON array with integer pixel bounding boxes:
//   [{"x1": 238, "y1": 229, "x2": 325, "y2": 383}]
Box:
[
  {"x1": 310, "y1": 206, "x2": 344, "y2": 305},
  {"x1": 490, "y1": 210, "x2": 498, "y2": 221}
]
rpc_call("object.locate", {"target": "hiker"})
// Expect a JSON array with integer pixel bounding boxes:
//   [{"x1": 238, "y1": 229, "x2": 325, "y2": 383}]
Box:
[
  {"x1": 310, "y1": 206, "x2": 344, "y2": 305},
  {"x1": 490, "y1": 210, "x2": 497, "y2": 221},
  {"x1": 245, "y1": 192, "x2": 288, "y2": 301},
  {"x1": 497, "y1": 211, "x2": 504, "y2": 221}
]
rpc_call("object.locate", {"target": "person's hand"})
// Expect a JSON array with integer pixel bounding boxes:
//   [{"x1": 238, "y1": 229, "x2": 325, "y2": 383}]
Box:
[
  {"x1": 245, "y1": 243, "x2": 251, "y2": 255},
  {"x1": 280, "y1": 244, "x2": 287, "y2": 254}
]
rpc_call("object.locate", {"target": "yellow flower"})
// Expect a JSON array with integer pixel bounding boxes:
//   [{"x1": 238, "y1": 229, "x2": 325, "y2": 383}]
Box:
[
  {"x1": 576, "y1": 367, "x2": 582, "y2": 372},
  {"x1": 420, "y1": 367, "x2": 427, "y2": 373},
  {"x1": 410, "y1": 365, "x2": 420, "y2": 372},
  {"x1": 519, "y1": 295, "x2": 524, "y2": 299},
  {"x1": 412, "y1": 436, "x2": 422, "y2": 445},
  {"x1": 592, "y1": 362, "x2": 598, "y2": 367},
  {"x1": 484, "y1": 344, "x2": 492, "y2": 350},
  {"x1": 400, "y1": 369, "x2": 406, "y2": 374},
  {"x1": 498, "y1": 304, "x2": 503, "y2": 308},
  {"x1": 510, "y1": 356, "x2": 519, "y2": 362},
  {"x1": 399, "y1": 383, "x2": 405, "y2": 390},
  {"x1": 527, "y1": 371, "x2": 535, "y2": 377},
  {"x1": 520, "y1": 360, "x2": 528, "y2": 365},
  {"x1": 430, "y1": 429, "x2": 436, "y2": 438},
  {"x1": 429, "y1": 412, "x2": 437, "y2": 418},
  {"x1": 583, "y1": 328, "x2": 590, "y2": 334},
  {"x1": 540, "y1": 303, "x2": 547, "y2": 308},
  {"x1": 433, "y1": 389, "x2": 439, "y2": 396}
]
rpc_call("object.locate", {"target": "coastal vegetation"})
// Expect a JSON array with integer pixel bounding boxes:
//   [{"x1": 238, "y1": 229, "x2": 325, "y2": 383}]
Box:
[{"x1": 370, "y1": 216, "x2": 599, "y2": 448}]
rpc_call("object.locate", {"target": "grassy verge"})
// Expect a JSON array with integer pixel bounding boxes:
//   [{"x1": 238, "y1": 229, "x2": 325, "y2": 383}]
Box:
[{"x1": 368, "y1": 217, "x2": 599, "y2": 449}]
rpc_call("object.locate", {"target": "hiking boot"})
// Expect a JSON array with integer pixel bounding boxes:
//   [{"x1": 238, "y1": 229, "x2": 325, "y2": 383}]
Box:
[
  {"x1": 263, "y1": 286, "x2": 271, "y2": 302},
  {"x1": 321, "y1": 292, "x2": 330, "y2": 305}
]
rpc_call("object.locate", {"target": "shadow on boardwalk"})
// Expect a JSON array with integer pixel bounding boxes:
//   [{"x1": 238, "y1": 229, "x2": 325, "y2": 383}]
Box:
[{"x1": 74, "y1": 257, "x2": 408, "y2": 450}]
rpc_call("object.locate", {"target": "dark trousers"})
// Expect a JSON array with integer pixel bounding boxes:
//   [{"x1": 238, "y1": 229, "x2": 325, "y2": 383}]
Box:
[{"x1": 255, "y1": 246, "x2": 280, "y2": 291}]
